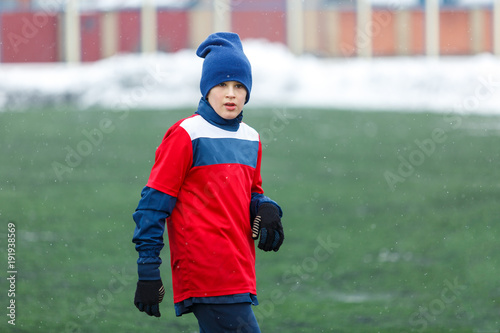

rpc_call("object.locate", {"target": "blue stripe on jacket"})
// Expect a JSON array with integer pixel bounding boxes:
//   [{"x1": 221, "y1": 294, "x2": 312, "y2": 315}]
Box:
[{"x1": 192, "y1": 137, "x2": 259, "y2": 168}]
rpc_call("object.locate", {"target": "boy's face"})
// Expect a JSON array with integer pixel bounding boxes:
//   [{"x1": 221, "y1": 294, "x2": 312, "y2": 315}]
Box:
[{"x1": 207, "y1": 81, "x2": 247, "y2": 120}]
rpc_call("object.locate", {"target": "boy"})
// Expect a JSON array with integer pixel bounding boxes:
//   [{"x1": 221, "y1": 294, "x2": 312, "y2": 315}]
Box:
[{"x1": 132, "y1": 32, "x2": 284, "y2": 332}]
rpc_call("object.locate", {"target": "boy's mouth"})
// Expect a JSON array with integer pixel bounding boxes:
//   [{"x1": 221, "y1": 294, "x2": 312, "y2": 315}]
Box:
[{"x1": 224, "y1": 102, "x2": 237, "y2": 111}]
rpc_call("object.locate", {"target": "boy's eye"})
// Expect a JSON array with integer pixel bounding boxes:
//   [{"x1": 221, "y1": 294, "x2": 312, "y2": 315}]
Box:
[
  {"x1": 218, "y1": 82, "x2": 226, "y2": 87},
  {"x1": 235, "y1": 84, "x2": 244, "y2": 89}
]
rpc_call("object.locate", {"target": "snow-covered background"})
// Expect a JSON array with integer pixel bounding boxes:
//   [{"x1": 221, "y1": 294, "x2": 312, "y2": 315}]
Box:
[{"x1": 1, "y1": 39, "x2": 500, "y2": 114}]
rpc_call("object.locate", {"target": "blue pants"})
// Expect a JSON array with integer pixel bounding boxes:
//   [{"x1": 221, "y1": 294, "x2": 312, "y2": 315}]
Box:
[{"x1": 191, "y1": 302, "x2": 261, "y2": 333}]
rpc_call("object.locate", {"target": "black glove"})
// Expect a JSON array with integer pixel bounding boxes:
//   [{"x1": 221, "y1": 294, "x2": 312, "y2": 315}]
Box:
[
  {"x1": 134, "y1": 280, "x2": 165, "y2": 317},
  {"x1": 251, "y1": 203, "x2": 284, "y2": 252}
]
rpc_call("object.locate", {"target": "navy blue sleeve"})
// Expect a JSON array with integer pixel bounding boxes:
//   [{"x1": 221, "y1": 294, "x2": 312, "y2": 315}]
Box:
[
  {"x1": 250, "y1": 192, "x2": 283, "y2": 221},
  {"x1": 132, "y1": 186, "x2": 177, "y2": 280}
]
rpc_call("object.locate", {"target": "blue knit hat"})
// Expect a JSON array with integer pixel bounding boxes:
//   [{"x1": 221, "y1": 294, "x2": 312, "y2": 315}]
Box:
[{"x1": 196, "y1": 32, "x2": 252, "y2": 104}]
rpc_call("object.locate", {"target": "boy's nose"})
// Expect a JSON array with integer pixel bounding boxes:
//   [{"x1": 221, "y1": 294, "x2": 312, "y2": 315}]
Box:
[{"x1": 226, "y1": 87, "x2": 235, "y2": 97}]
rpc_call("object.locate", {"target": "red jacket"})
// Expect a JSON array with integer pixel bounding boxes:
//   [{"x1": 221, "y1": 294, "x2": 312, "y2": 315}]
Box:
[{"x1": 145, "y1": 99, "x2": 265, "y2": 303}]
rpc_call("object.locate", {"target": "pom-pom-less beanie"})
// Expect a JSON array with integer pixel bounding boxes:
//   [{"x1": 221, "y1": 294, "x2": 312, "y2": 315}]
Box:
[{"x1": 196, "y1": 32, "x2": 252, "y2": 104}]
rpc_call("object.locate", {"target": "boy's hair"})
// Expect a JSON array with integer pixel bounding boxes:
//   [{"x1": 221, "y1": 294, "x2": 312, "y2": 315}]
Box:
[{"x1": 196, "y1": 32, "x2": 252, "y2": 104}]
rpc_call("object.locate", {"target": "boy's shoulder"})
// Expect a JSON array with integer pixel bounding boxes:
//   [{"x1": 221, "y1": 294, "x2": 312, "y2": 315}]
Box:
[
  {"x1": 159, "y1": 114, "x2": 197, "y2": 141},
  {"x1": 172, "y1": 114, "x2": 198, "y2": 128},
  {"x1": 239, "y1": 121, "x2": 260, "y2": 140}
]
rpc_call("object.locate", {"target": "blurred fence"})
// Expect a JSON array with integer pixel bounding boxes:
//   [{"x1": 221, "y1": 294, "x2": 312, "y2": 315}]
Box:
[{"x1": 0, "y1": 0, "x2": 499, "y2": 63}]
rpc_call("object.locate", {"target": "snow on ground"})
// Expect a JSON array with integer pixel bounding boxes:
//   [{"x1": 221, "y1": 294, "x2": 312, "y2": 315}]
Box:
[{"x1": 1, "y1": 39, "x2": 500, "y2": 114}]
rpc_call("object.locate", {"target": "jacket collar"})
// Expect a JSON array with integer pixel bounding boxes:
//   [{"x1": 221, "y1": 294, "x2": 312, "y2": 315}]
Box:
[{"x1": 195, "y1": 97, "x2": 242, "y2": 132}]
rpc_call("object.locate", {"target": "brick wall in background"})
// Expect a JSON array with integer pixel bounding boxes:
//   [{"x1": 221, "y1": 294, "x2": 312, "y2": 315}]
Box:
[
  {"x1": 1, "y1": 11, "x2": 59, "y2": 62},
  {"x1": 0, "y1": 6, "x2": 496, "y2": 63}
]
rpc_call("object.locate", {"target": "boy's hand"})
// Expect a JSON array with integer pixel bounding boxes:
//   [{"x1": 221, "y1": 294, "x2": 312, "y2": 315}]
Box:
[
  {"x1": 134, "y1": 280, "x2": 165, "y2": 317},
  {"x1": 252, "y1": 203, "x2": 284, "y2": 252}
]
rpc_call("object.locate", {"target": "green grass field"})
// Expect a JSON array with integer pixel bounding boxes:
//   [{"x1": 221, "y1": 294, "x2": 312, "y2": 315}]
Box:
[{"x1": 1, "y1": 107, "x2": 499, "y2": 333}]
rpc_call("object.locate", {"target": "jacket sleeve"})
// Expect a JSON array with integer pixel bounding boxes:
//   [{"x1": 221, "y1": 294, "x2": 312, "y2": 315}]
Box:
[
  {"x1": 132, "y1": 122, "x2": 192, "y2": 280},
  {"x1": 250, "y1": 192, "x2": 283, "y2": 221},
  {"x1": 132, "y1": 186, "x2": 177, "y2": 280}
]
